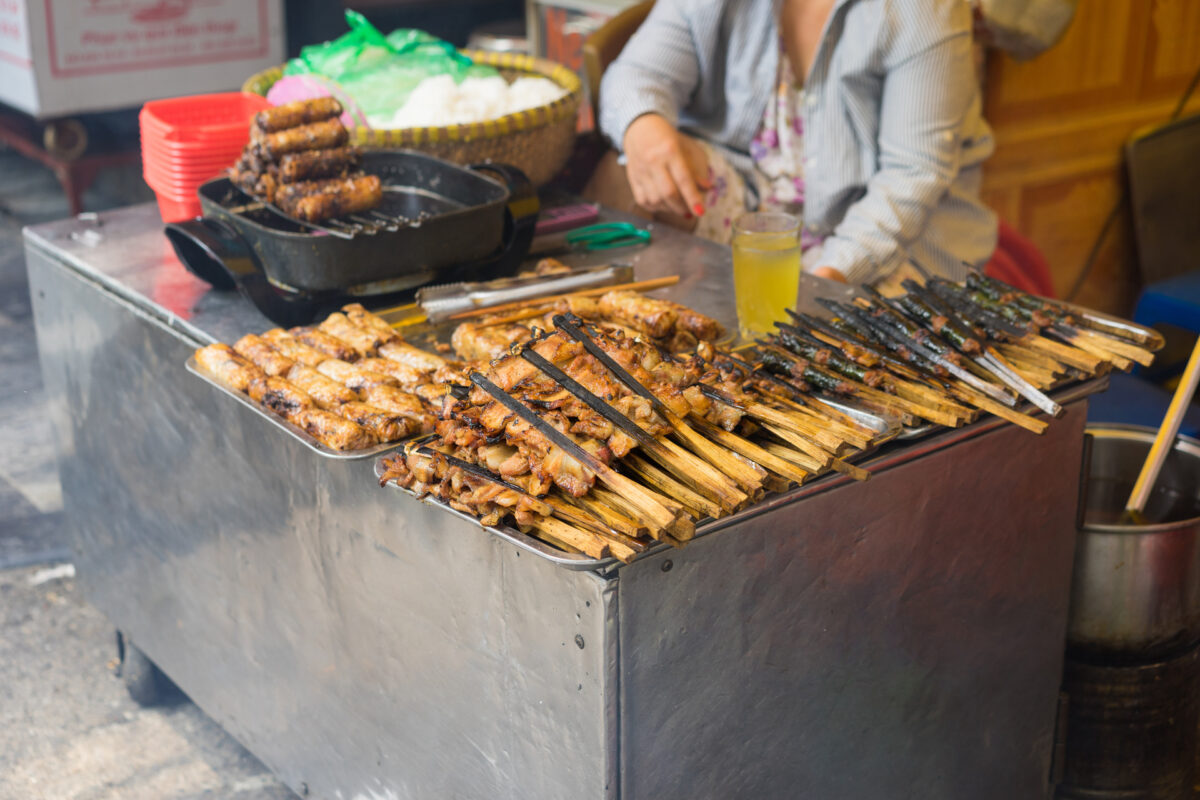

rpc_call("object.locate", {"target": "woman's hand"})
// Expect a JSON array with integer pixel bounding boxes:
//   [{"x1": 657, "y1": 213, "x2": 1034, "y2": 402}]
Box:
[
  {"x1": 812, "y1": 266, "x2": 847, "y2": 283},
  {"x1": 623, "y1": 114, "x2": 711, "y2": 219}
]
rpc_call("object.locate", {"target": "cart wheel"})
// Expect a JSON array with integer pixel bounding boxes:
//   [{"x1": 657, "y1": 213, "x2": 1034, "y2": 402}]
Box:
[
  {"x1": 115, "y1": 630, "x2": 173, "y2": 707},
  {"x1": 43, "y1": 118, "x2": 88, "y2": 161}
]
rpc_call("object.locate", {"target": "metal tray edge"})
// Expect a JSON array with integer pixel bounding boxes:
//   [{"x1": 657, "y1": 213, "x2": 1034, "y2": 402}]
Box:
[{"x1": 185, "y1": 356, "x2": 404, "y2": 461}]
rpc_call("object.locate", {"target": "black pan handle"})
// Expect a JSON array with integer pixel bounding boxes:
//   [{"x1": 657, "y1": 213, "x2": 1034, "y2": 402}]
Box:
[
  {"x1": 469, "y1": 161, "x2": 539, "y2": 222},
  {"x1": 468, "y1": 162, "x2": 539, "y2": 278},
  {"x1": 163, "y1": 217, "x2": 257, "y2": 291}
]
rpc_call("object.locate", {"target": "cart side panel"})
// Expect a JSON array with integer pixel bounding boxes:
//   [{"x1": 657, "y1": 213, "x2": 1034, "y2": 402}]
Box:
[
  {"x1": 618, "y1": 406, "x2": 1086, "y2": 800},
  {"x1": 27, "y1": 247, "x2": 616, "y2": 800}
]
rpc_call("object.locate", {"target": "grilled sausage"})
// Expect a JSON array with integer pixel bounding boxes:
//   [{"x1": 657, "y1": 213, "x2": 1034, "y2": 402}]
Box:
[
  {"x1": 260, "y1": 119, "x2": 348, "y2": 159},
  {"x1": 254, "y1": 97, "x2": 344, "y2": 133},
  {"x1": 317, "y1": 312, "x2": 386, "y2": 358},
  {"x1": 289, "y1": 326, "x2": 357, "y2": 362},
  {"x1": 336, "y1": 402, "x2": 417, "y2": 442},
  {"x1": 285, "y1": 364, "x2": 358, "y2": 409},
  {"x1": 279, "y1": 147, "x2": 361, "y2": 183},
  {"x1": 194, "y1": 343, "x2": 264, "y2": 392},
  {"x1": 247, "y1": 376, "x2": 315, "y2": 420},
  {"x1": 276, "y1": 175, "x2": 383, "y2": 223},
  {"x1": 233, "y1": 333, "x2": 295, "y2": 377},
  {"x1": 315, "y1": 358, "x2": 399, "y2": 394},
  {"x1": 290, "y1": 407, "x2": 378, "y2": 451},
  {"x1": 341, "y1": 303, "x2": 400, "y2": 344},
  {"x1": 260, "y1": 329, "x2": 329, "y2": 367}
]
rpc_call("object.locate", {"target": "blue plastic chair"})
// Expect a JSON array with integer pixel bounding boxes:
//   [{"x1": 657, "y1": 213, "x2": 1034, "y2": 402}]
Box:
[{"x1": 1088, "y1": 114, "x2": 1200, "y2": 432}]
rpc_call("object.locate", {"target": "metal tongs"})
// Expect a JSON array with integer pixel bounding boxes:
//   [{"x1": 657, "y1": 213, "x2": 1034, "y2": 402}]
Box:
[{"x1": 414, "y1": 263, "x2": 633, "y2": 322}]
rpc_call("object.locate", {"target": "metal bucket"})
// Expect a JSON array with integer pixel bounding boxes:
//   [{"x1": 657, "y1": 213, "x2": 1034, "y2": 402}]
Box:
[
  {"x1": 1057, "y1": 647, "x2": 1200, "y2": 800},
  {"x1": 1067, "y1": 425, "x2": 1200, "y2": 661}
]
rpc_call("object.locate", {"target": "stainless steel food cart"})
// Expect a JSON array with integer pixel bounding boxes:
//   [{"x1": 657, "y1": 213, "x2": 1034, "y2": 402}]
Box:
[{"x1": 26, "y1": 205, "x2": 1094, "y2": 800}]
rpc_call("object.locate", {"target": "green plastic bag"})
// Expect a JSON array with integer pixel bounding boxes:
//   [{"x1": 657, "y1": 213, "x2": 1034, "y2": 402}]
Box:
[{"x1": 282, "y1": 10, "x2": 500, "y2": 123}]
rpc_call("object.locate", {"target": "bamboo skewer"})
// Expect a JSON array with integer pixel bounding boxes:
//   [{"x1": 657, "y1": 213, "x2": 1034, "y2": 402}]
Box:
[
  {"x1": 527, "y1": 516, "x2": 610, "y2": 559},
  {"x1": 1067, "y1": 328, "x2": 1153, "y2": 368},
  {"x1": 564, "y1": 493, "x2": 649, "y2": 539},
  {"x1": 690, "y1": 418, "x2": 813, "y2": 485},
  {"x1": 447, "y1": 276, "x2": 680, "y2": 321},
  {"x1": 624, "y1": 454, "x2": 724, "y2": 519},
  {"x1": 946, "y1": 382, "x2": 1048, "y2": 435},
  {"x1": 1022, "y1": 334, "x2": 1106, "y2": 373},
  {"x1": 1126, "y1": 338, "x2": 1200, "y2": 516}
]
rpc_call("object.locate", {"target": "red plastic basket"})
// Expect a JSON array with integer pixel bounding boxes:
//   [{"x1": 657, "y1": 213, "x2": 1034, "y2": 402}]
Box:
[
  {"x1": 154, "y1": 191, "x2": 202, "y2": 223},
  {"x1": 140, "y1": 92, "x2": 269, "y2": 143}
]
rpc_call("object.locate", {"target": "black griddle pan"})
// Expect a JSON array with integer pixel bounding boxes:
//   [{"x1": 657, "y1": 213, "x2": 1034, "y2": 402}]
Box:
[{"x1": 183, "y1": 150, "x2": 512, "y2": 292}]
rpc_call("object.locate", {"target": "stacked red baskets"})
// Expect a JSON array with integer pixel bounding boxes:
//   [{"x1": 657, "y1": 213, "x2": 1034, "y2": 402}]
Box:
[{"x1": 140, "y1": 92, "x2": 271, "y2": 222}]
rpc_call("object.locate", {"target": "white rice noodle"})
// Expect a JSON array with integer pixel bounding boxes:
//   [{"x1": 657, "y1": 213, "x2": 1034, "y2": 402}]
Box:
[{"x1": 378, "y1": 74, "x2": 569, "y2": 129}]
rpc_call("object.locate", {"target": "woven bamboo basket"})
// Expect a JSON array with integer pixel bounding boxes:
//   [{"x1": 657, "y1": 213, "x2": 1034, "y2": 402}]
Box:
[{"x1": 243, "y1": 50, "x2": 581, "y2": 186}]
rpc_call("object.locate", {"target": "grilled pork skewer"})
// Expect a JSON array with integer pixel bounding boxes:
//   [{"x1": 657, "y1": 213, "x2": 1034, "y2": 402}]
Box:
[
  {"x1": 276, "y1": 175, "x2": 384, "y2": 224},
  {"x1": 258, "y1": 119, "x2": 349, "y2": 159},
  {"x1": 279, "y1": 147, "x2": 361, "y2": 183},
  {"x1": 469, "y1": 371, "x2": 694, "y2": 541},
  {"x1": 254, "y1": 97, "x2": 344, "y2": 133},
  {"x1": 874, "y1": 284, "x2": 1063, "y2": 417},
  {"x1": 233, "y1": 334, "x2": 295, "y2": 377},
  {"x1": 261, "y1": 329, "x2": 330, "y2": 367},
  {"x1": 289, "y1": 326, "x2": 358, "y2": 361},
  {"x1": 553, "y1": 314, "x2": 768, "y2": 496},
  {"x1": 285, "y1": 364, "x2": 359, "y2": 409},
  {"x1": 520, "y1": 349, "x2": 746, "y2": 514}
]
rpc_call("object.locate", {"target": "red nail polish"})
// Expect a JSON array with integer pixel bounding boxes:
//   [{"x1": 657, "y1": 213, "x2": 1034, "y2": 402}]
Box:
[{"x1": 693, "y1": 203, "x2": 705, "y2": 216}]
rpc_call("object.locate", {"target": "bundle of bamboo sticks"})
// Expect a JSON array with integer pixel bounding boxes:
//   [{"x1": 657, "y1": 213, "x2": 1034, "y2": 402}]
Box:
[{"x1": 752, "y1": 273, "x2": 1160, "y2": 436}]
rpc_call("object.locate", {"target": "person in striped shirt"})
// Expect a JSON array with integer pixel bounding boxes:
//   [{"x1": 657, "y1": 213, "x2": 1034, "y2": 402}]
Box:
[{"x1": 593, "y1": 0, "x2": 1017, "y2": 287}]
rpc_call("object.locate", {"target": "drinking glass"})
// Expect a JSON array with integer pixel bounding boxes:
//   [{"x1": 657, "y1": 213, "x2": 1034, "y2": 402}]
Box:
[{"x1": 732, "y1": 212, "x2": 802, "y2": 339}]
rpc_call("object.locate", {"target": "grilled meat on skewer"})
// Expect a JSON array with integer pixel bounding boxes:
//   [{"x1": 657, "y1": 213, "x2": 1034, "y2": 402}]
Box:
[
  {"x1": 233, "y1": 333, "x2": 295, "y2": 377},
  {"x1": 317, "y1": 311, "x2": 386, "y2": 358},
  {"x1": 275, "y1": 175, "x2": 383, "y2": 223},
  {"x1": 194, "y1": 344, "x2": 263, "y2": 392},
  {"x1": 362, "y1": 385, "x2": 436, "y2": 429},
  {"x1": 285, "y1": 364, "x2": 359, "y2": 409},
  {"x1": 289, "y1": 327, "x2": 357, "y2": 362},
  {"x1": 316, "y1": 358, "x2": 400, "y2": 393},
  {"x1": 597, "y1": 290, "x2": 678, "y2": 339},
  {"x1": 341, "y1": 303, "x2": 400, "y2": 344},
  {"x1": 260, "y1": 329, "x2": 329, "y2": 367},
  {"x1": 378, "y1": 340, "x2": 448, "y2": 373},
  {"x1": 254, "y1": 97, "x2": 344, "y2": 133},
  {"x1": 247, "y1": 375, "x2": 314, "y2": 418},
  {"x1": 337, "y1": 402, "x2": 417, "y2": 442},
  {"x1": 279, "y1": 147, "x2": 361, "y2": 183},
  {"x1": 355, "y1": 357, "x2": 427, "y2": 388},
  {"x1": 291, "y1": 407, "x2": 378, "y2": 451},
  {"x1": 451, "y1": 322, "x2": 535, "y2": 362},
  {"x1": 258, "y1": 119, "x2": 349, "y2": 159}
]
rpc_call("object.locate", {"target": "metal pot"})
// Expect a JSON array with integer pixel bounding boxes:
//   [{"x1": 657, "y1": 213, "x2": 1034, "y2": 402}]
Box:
[{"x1": 1067, "y1": 424, "x2": 1200, "y2": 661}]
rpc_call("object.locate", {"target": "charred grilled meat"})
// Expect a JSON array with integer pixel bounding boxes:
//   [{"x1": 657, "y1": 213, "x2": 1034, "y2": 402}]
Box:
[
  {"x1": 254, "y1": 97, "x2": 343, "y2": 133},
  {"x1": 275, "y1": 175, "x2": 383, "y2": 223}
]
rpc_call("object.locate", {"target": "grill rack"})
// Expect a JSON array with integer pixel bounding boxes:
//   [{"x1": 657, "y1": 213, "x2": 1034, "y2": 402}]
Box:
[{"x1": 231, "y1": 184, "x2": 443, "y2": 240}]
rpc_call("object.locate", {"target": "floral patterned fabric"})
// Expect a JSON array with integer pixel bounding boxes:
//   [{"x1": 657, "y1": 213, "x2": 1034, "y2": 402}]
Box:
[{"x1": 695, "y1": 46, "x2": 826, "y2": 259}]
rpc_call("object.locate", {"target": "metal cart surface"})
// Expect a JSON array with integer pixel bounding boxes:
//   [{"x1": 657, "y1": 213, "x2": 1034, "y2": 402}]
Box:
[{"x1": 26, "y1": 205, "x2": 1092, "y2": 800}]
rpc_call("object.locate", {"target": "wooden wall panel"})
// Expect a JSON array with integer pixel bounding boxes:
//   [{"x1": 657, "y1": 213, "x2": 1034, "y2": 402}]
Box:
[{"x1": 981, "y1": 0, "x2": 1200, "y2": 313}]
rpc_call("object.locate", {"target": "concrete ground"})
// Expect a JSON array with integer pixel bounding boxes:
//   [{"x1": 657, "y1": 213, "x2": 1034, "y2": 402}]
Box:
[{"x1": 0, "y1": 126, "x2": 294, "y2": 799}]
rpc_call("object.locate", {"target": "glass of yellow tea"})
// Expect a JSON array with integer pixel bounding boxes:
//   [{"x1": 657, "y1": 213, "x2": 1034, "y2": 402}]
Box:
[{"x1": 732, "y1": 212, "x2": 801, "y2": 340}]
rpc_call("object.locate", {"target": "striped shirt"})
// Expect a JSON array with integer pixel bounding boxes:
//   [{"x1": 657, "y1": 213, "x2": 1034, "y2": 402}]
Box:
[{"x1": 599, "y1": 0, "x2": 998, "y2": 284}]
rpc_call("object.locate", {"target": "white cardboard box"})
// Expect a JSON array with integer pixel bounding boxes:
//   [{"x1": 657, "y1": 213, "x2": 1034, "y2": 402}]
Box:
[{"x1": 0, "y1": 0, "x2": 284, "y2": 119}]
